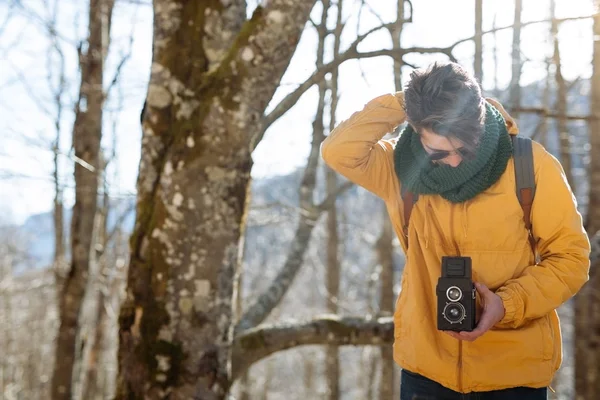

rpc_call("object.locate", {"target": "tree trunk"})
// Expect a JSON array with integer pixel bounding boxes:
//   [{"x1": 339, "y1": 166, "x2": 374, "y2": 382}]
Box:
[
  {"x1": 0, "y1": 252, "x2": 14, "y2": 399},
  {"x1": 575, "y1": 3, "x2": 600, "y2": 399},
  {"x1": 324, "y1": 166, "x2": 340, "y2": 400},
  {"x1": 492, "y1": 12, "x2": 499, "y2": 96},
  {"x1": 551, "y1": 0, "x2": 574, "y2": 187},
  {"x1": 304, "y1": 351, "x2": 316, "y2": 398},
  {"x1": 260, "y1": 360, "x2": 272, "y2": 400},
  {"x1": 381, "y1": 3, "x2": 406, "y2": 398},
  {"x1": 236, "y1": 235, "x2": 250, "y2": 400},
  {"x1": 588, "y1": 2, "x2": 600, "y2": 236},
  {"x1": 49, "y1": 0, "x2": 68, "y2": 280},
  {"x1": 51, "y1": 1, "x2": 114, "y2": 398},
  {"x1": 53, "y1": 136, "x2": 66, "y2": 276},
  {"x1": 377, "y1": 213, "x2": 395, "y2": 400},
  {"x1": 83, "y1": 167, "x2": 110, "y2": 400},
  {"x1": 548, "y1": 4, "x2": 572, "y2": 399},
  {"x1": 322, "y1": 1, "x2": 342, "y2": 398},
  {"x1": 538, "y1": 57, "x2": 551, "y2": 146},
  {"x1": 509, "y1": 0, "x2": 522, "y2": 119},
  {"x1": 474, "y1": 0, "x2": 483, "y2": 84},
  {"x1": 116, "y1": 2, "x2": 316, "y2": 399}
]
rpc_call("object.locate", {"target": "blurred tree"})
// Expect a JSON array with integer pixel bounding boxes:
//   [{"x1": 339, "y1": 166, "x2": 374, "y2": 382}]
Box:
[
  {"x1": 509, "y1": 0, "x2": 522, "y2": 120},
  {"x1": 551, "y1": 0, "x2": 574, "y2": 187},
  {"x1": 321, "y1": 0, "x2": 342, "y2": 398},
  {"x1": 474, "y1": 0, "x2": 483, "y2": 84},
  {"x1": 51, "y1": 0, "x2": 115, "y2": 399},
  {"x1": 575, "y1": 2, "x2": 600, "y2": 399}
]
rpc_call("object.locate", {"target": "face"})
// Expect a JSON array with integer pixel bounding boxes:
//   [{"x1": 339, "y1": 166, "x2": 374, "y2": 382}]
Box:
[{"x1": 419, "y1": 128, "x2": 468, "y2": 167}]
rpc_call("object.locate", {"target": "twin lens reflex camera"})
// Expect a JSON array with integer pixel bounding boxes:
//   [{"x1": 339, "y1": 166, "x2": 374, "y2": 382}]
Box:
[{"x1": 436, "y1": 256, "x2": 477, "y2": 332}]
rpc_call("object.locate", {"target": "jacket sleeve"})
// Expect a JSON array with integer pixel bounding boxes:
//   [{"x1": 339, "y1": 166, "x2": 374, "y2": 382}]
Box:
[
  {"x1": 495, "y1": 149, "x2": 590, "y2": 329},
  {"x1": 320, "y1": 92, "x2": 407, "y2": 200}
]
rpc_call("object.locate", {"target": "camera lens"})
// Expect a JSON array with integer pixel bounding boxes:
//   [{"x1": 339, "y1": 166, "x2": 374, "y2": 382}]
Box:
[
  {"x1": 446, "y1": 286, "x2": 462, "y2": 302},
  {"x1": 443, "y1": 302, "x2": 466, "y2": 324}
]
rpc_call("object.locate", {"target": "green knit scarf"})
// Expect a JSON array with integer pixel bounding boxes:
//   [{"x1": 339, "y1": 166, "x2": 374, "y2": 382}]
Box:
[{"x1": 393, "y1": 102, "x2": 513, "y2": 203}]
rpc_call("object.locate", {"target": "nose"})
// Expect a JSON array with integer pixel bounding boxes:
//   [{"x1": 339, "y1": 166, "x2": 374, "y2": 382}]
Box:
[{"x1": 445, "y1": 153, "x2": 462, "y2": 167}]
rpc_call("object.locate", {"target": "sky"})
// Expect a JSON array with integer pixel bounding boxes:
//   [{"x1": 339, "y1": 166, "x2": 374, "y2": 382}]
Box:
[{"x1": 0, "y1": 0, "x2": 595, "y2": 224}]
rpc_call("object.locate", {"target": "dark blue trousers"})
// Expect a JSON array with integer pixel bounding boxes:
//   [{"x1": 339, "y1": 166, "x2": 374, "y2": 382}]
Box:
[{"x1": 400, "y1": 369, "x2": 548, "y2": 400}]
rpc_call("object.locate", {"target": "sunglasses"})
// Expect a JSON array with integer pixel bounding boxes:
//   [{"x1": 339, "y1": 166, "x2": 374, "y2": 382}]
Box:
[
  {"x1": 428, "y1": 147, "x2": 471, "y2": 161},
  {"x1": 426, "y1": 146, "x2": 474, "y2": 161}
]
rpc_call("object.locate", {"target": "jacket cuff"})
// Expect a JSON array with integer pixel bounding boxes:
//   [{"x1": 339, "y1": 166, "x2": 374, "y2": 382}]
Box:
[{"x1": 495, "y1": 289, "x2": 520, "y2": 328}]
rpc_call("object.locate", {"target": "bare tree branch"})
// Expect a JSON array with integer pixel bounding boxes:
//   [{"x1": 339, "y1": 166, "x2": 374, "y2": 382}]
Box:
[
  {"x1": 237, "y1": 6, "x2": 339, "y2": 333},
  {"x1": 0, "y1": 0, "x2": 17, "y2": 38},
  {"x1": 362, "y1": 1, "x2": 386, "y2": 26},
  {"x1": 232, "y1": 315, "x2": 394, "y2": 380},
  {"x1": 259, "y1": 45, "x2": 455, "y2": 144},
  {"x1": 259, "y1": 22, "x2": 394, "y2": 140},
  {"x1": 451, "y1": 14, "x2": 595, "y2": 49},
  {"x1": 105, "y1": 47, "x2": 133, "y2": 102},
  {"x1": 258, "y1": 13, "x2": 597, "y2": 148},
  {"x1": 318, "y1": 180, "x2": 354, "y2": 211},
  {"x1": 514, "y1": 107, "x2": 594, "y2": 121},
  {"x1": 13, "y1": 0, "x2": 79, "y2": 47},
  {"x1": 5, "y1": 59, "x2": 54, "y2": 115}
]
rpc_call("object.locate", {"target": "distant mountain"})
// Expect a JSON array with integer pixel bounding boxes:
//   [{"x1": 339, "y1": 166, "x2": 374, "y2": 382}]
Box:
[
  {"x1": 1, "y1": 197, "x2": 136, "y2": 274},
  {"x1": 1, "y1": 77, "x2": 591, "y2": 274}
]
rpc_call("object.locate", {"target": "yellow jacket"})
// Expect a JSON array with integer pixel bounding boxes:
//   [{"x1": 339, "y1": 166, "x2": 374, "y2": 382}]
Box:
[{"x1": 321, "y1": 92, "x2": 590, "y2": 393}]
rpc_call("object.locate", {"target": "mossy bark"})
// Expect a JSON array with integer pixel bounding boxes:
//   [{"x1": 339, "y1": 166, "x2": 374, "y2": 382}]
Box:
[{"x1": 116, "y1": 1, "x2": 317, "y2": 399}]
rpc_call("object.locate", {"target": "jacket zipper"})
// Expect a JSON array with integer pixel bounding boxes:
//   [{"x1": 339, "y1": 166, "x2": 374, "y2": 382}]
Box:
[
  {"x1": 458, "y1": 340, "x2": 463, "y2": 392},
  {"x1": 450, "y1": 203, "x2": 464, "y2": 393}
]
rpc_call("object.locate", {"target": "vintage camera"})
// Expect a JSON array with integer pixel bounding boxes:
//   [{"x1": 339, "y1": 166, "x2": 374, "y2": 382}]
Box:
[{"x1": 436, "y1": 256, "x2": 476, "y2": 332}]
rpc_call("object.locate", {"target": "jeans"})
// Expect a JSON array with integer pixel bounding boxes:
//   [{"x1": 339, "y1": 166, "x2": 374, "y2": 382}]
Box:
[{"x1": 400, "y1": 369, "x2": 548, "y2": 400}]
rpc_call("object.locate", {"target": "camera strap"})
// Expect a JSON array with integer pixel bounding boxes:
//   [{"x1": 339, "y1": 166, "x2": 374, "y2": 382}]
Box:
[{"x1": 401, "y1": 134, "x2": 537, "y2": 258}]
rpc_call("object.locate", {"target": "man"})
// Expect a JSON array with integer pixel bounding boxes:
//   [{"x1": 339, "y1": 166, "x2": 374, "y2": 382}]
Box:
[{"x1": 321, "y1": 61, "x2": 590, "y2": 399}]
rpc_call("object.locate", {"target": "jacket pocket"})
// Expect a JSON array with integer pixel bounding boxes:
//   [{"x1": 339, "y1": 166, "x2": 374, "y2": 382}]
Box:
[{"x1": 467, "y1": 320, "x2": 554, "y2": 386}]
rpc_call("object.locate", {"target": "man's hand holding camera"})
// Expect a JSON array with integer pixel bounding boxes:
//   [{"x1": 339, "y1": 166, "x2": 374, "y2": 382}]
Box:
[{"x1": 444, "y1": 282, "x2": 505, "y2": 342}]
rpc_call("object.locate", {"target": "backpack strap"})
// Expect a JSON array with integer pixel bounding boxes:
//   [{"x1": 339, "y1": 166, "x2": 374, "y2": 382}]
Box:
[
  {"x1": 401, "y1": 186, "x2": 418, "y2": 241},
  {"x1": 511, "y1": 135, "x2": 538, "y2": 259}
]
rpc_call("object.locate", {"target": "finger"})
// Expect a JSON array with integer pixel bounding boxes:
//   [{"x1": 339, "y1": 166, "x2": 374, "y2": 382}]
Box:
[
  {"x1": 469, "y1": 310, "x2": 496, "y2": 341},
  {"x1": 474, "y1": 282, "x2": 491, "y2": 298},
  {"x1": 474, "y1": 310, "x2": 494, "y2": 334},
  {"x1": 444, "y1": 331, "x2": 460, "y2": 340},
  {"x1": 458, "y1": 330, "x2": 481, "y2": 342}
]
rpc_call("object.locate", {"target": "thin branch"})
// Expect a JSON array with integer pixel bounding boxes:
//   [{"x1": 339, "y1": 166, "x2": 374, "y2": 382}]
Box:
[
  {"x1": 13, "y1": 0, "x2": 79, "y2": 47},
  {"x1": 0, "y1": 0, "x2": 16, "y2": 38},
  {"x1": 514, "y1": 107, "x2": 594, "y2": 121},
  {"x1": 257, "y1": 14, "x2": 596, "y2": 146},
  {"x1": 232, "y1": 315, "x2": 393, "y2": 380},
  {"x1": 259, "y1": 46, "x2": 453, "y2": 144},
  {"x1": 237, "y1": 6, "x2": 332, "y2": 332},
  {"x1": 317, "y1": 180, "x2": 354, "y2": 211},
  {"x1": 404, "y1": 0, "x2": 413, "y2": 22},
  {"x1": 6, "y1": 59, "x2": 54, "y2": 116},
  {"x1": 451, "y1": 14, "x2": 595, "y2": 49},
  {"x1": 105, "y1": 50, "x2": 133, "y2": 102},
  {"x1": 363, "y1": 1, "x2": 386, "y2": 26},
  {"x1": 104, "y1": 203, "x2": 136, "y2": 246},
  {"x1": 259, "y1": 22, "x2": 394, "y2": 139}
]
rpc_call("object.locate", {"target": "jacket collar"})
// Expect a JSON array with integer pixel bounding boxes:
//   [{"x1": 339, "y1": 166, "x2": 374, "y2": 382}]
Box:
[{"x1": 485, "y1": 98, "x2": 519, "y2": 136}]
